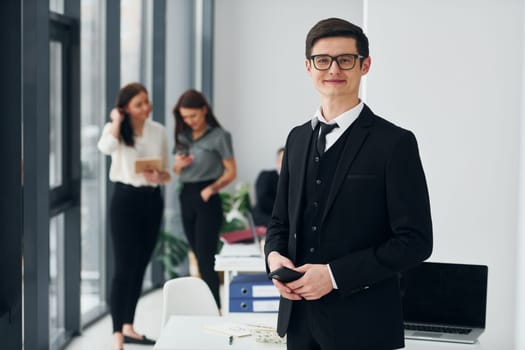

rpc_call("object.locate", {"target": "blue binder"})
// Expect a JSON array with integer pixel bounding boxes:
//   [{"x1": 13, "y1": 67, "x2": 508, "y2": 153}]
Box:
[
  {"x1": 229, "y1": 274, "x2": 280, "y2": 313},
  {"x1": 229, "y1": 273, "x2": 279, "y2": 299},
  {"x1": 229, "y1": 297, "x2": 279, "y2": 313}
]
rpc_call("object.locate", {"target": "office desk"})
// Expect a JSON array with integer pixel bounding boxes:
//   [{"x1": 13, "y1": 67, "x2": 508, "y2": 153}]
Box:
[
  {"x1": 153, "y1": 315, "x2": 280, "y2": 350},
  {"x1": 214, "y1": 243, "x2": 267, "y2": 314},
  {"x1": 154, "y1": 315, "x2": 484, "y2": 350}
]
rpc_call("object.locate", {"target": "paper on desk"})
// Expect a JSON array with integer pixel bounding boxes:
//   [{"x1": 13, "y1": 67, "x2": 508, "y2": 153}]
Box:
[
  {"x1": 245, "y1": 318, "x2": 277, "y2": 330},
  {"x1": 214, "y1": 254, "x2": 266, "y2": 270},
  {"x1": 203, "y1": 322, "x2": 252, "y2": 337},
  {"x1": 218, "y1": 243, "x2": 262, "y2": 257}
]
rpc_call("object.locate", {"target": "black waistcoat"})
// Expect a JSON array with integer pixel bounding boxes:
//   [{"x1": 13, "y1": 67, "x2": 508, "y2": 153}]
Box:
[{"x1": 297, "y1": 122, "x2": 354, "y2": 265}]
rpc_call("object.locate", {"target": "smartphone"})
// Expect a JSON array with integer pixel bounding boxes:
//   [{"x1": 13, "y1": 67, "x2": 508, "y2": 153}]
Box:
[
  {"x1": 268, "y1": 266, "x2": 304, "y2": 283},
  {"x1": 176, "y1": 149, "x2": 190, "y2": 156}
]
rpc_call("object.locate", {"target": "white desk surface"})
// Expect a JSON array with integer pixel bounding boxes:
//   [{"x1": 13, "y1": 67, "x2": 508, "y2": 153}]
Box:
[
  {"x1": 214, "y1": 243, "x2": 266, "y2": 272},
  {"x1": 153, "y1": 315, "x2": 483, "y2": 350}
]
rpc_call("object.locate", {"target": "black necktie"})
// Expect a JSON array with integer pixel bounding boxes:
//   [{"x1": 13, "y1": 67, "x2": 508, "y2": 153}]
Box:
[{"x1": 316, "y1": 122, "x2": 338, "y2": 156}]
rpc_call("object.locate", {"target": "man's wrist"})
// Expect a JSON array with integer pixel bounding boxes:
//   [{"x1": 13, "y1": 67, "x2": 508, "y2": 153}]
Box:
[
  {"x1": 267, "y1": 251, "x2": 280, "y2": 265},
  {"x1": 327, "y1": 264, "x2": 338, "y2": 289}
]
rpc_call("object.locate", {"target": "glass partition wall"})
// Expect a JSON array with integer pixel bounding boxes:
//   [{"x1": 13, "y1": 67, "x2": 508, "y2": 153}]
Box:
[
  {"x1": 80, "y1": 0, "x2": 158, "y2": 325},
  {"x1": 48, "y1": 6, "x2": 82, "y2": 348},
  {"x1": 120, "y1": 0, "x2": 156, "y2": 290},
  {"x1": 20, "y1": 0, "x2": 173, "y2": 347},
  {"x1": 80, "y1": 0, "x2": 108, "y2": 325}
]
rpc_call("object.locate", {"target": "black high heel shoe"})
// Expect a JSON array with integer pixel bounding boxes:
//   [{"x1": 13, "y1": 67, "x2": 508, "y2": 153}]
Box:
[{"x1": 123, "y1": 335, "x2": 156, "y2": 345}]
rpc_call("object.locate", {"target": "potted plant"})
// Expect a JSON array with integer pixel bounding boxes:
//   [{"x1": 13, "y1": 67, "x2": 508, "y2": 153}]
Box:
[
  {"x1": 155, "y1": 229, "x2": 190, "y2": 279},
  {"x1": 155, "y1": 183, "x2": 252, "y2": 280},
  {"x1": 219, "y1": 182, "x2": 252, "y2": 234}
]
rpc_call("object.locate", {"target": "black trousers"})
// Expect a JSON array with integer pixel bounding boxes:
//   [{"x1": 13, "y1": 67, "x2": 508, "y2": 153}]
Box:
[
  {"x1": 179, "y1": 180, "x2": 223, "y2": 308},
  {"x1": 287, "y1": 300, "x2": 400, "y2": 350},
  {"x1": 109, "y1": 182, "x2": 163, "y2": 333}
]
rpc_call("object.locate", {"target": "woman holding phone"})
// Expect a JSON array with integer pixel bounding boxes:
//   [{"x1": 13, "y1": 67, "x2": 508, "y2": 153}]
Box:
[
  {"x1": 97, "y1": 82, "x2": 170, "y2": 350},
  {"x1": 172, "y1": 89, "x2": 237, "y2": 310}
]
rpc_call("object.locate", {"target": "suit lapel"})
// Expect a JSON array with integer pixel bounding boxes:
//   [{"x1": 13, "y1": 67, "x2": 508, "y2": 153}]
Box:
[{"x1": 320, "y1": 106, "x2": 374, "y2": 225}]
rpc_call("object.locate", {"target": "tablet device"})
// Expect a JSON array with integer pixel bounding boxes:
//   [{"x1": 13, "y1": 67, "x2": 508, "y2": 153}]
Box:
[{"x1": 134, "y1": 157, "x2": 162, "y2": 174}]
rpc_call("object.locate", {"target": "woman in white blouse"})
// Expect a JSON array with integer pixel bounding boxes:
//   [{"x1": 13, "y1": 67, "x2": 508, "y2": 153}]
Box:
[{"x1": 97, "y1": 82, "x2": 170, "y2": 350}]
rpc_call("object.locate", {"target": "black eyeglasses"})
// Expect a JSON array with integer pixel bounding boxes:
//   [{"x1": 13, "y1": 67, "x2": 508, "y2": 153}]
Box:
[{"x1": 309, "y1": 53, "x2": 364, "y2": 71}]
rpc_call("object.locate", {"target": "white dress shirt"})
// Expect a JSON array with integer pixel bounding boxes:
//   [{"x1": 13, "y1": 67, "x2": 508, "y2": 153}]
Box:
[
  {"x1": 97, "y1": 118, "x2": 169, "y2": 187},
  {"x1": 311, "y1": 101, "x2": 364, "y2": 153}
]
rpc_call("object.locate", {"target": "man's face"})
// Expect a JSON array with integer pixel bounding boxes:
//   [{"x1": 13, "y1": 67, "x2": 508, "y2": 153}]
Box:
[{"x1": 306, "y1": 37, "x2": 370, "y2": 100}]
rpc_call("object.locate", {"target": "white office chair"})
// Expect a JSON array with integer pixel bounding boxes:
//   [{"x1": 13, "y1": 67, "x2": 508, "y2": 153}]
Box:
[{"x1": 161, "y1": 276, "x2": 220, "y2": 326}]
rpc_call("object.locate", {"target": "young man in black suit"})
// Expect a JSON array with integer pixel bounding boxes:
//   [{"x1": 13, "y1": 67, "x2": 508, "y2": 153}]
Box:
[{"x1": 264, "y1": 18, "x2": 433, "y2": 350}]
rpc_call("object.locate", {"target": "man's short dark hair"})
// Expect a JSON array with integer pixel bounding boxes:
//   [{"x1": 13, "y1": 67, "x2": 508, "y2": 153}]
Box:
[{"x1": 305, "y1": 18, "x2": 369, "y2": 59}]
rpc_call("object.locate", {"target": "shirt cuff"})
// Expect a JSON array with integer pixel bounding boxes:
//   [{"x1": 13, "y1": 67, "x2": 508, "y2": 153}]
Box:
[{"x1": 327, "y1": 264, "x2": 338, "y2": 289}]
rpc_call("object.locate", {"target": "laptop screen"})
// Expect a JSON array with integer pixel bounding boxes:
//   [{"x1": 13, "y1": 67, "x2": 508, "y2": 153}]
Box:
[
  {"x1": 245, "y1": 212, "x2": 261, "y2": 245},
  {"x1": 401, "y1": 262, "x2": 488, "y2": 328}
]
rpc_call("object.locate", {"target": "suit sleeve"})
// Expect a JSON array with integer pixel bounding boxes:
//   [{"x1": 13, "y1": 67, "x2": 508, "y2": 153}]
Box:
[
  {"x1": 330, "y1": 130, "x2": 433, "y2": 296},
  {"x1": 264, "y1": 135, "x2": 293, "y2": 272}
]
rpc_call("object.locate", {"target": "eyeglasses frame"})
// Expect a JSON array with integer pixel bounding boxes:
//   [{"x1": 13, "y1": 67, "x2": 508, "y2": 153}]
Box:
[{"x1": 309, "y1": 53, "x2": 365, "y2": 71}]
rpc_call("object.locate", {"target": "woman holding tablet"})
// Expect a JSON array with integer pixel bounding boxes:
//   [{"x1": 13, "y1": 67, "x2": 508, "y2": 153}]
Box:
[{"x1": 97, "y1": 82, "x2": 170, "y2": 350}]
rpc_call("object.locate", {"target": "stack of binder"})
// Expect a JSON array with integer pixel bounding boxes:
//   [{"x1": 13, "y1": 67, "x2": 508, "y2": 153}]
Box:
[{"x1": 229, "y1": 273, "x2": 280, "y2": 313}]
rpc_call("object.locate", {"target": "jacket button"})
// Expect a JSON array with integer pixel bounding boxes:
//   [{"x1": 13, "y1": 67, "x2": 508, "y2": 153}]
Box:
[
  {"x1": 293, "y1": 233, "x2": 297, "y2": 239},
  {"x1": 316, "y1": 179, "x2": 322, "y2": 185},
  {"x1": 312, "y1": 226, "x2": 317, "y2": 231},
  {"x1": 309, "y1": 247, "x2": 315, "y2": 253}
]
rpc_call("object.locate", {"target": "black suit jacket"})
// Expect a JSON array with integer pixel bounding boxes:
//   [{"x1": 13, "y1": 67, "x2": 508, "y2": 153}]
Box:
[{"x1": 264, "y1": 105, "x2": 433, "y2": 348}]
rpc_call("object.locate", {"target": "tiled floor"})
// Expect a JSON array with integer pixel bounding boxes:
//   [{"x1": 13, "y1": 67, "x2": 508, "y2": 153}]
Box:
[
  {"x1": 66, "y1": 288, "x2": 163, "y2": 350},
  {"x1": 66, "y1": 284, "x2": 224, "y2": 350}
]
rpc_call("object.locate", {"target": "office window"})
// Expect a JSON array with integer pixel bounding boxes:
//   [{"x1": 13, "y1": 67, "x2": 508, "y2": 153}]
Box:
[
  {"x1": 121, "y1": 0, "x2": 155, "y2": 289},
  {"x1": 49, "y1": 9, "x2": 81, "y2": 347},
  {"x1": 50, "y1": 0, "x2": 64, "y2": 14},
  {"x1": 50, "y1": 41, "x2": 63, "y2": 189},
  {"x1": 49, "y1": 214, "x2": 66, "y2": 348},
  {"x1": 121, "y1": 0, "x2": 153, "y2": 91},
  {"x1": 49, "y1": 38, "x2": 67, "y2": 349},
  {"x1": 80, "y1": 0, "x2": 107, "y2": 323}
]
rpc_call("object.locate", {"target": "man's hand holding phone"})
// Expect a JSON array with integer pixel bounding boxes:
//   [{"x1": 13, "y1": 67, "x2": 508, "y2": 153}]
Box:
[
  {"x1": 267, "y1": 252, "x2": 302, "y2": 300},
  {"x1": 269, "y1": 266, "x2": 304, "y2": 283}
]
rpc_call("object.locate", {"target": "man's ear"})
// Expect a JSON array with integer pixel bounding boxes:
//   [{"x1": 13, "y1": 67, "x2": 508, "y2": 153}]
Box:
[
  {"x1": 361, "y1": 56, "x2": 371, "y2": 75},
  {"x1": 305, "y1": 58, "x2": 313, "y2": 75}
]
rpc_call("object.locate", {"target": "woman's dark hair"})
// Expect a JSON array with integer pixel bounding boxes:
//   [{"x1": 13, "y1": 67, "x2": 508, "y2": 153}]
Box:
[
  {"x1": 305, "y1": 18, "x2": 369, "y2": 65},
  {"x1": 173, "y1": 89, "x2": 221, "y2": 149},
  {"x1": 115, "y1": 82, "x2": 148, "y2": 147}
]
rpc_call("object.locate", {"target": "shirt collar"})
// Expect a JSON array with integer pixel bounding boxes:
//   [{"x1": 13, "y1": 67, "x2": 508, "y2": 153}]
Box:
[
  {"x1": 310, "y1": 101, "x2": 364, "y2": 130},
  {"x1": 180, "y1": 124, "x2": 214, "y2": 143}
]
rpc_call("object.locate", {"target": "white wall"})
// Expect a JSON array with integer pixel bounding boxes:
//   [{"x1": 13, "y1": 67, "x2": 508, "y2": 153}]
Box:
[
  {"x1": 516, "y1": 2, "x2": 525, "y2": 349},
  {"x1": 366, "y1": 1, "x2": 522, "y2": 349},
  {"x1": 214, "y1": 0, "x2": 364, "y2": 185},
  {"x1": 211, "y1": 1, "x2": 524, "y2": 348}
]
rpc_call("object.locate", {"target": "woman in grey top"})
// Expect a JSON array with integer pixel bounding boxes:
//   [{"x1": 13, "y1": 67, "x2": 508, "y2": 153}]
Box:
[{"x1": 172, "y1": 89, "x2": 237, "y2": 309}]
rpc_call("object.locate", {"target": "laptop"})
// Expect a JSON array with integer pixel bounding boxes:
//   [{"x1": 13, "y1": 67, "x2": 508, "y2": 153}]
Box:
[
  {"x1": 401, "y1": 261, "x2": 488, "y2": 344},
  {"x1": 218, "y1": 212, "x2": 263, "y2": 257}
]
